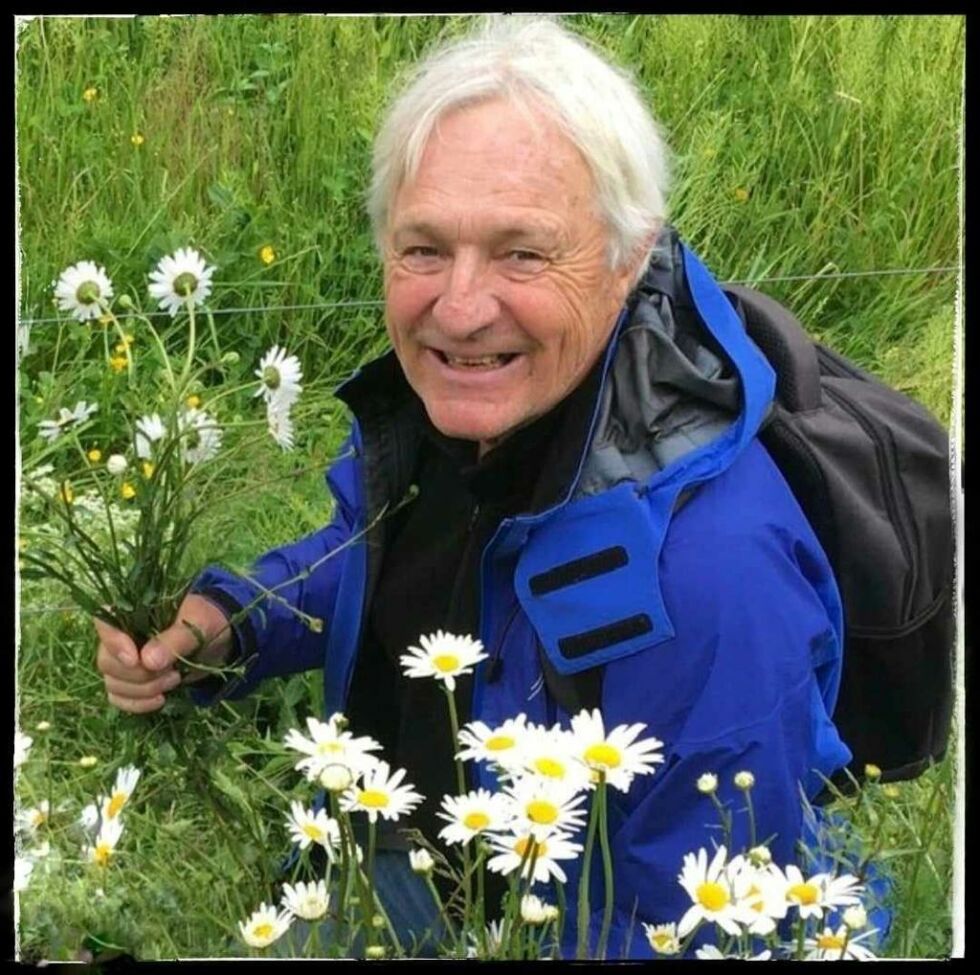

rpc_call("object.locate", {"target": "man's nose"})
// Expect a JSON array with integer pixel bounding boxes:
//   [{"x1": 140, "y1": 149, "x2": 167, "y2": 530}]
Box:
[{"x1": 430, "y1": 251, "x2": 500, "y2": 338}]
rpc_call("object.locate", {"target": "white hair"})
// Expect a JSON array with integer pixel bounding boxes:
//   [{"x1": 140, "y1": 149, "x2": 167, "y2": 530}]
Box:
[{"x1": 368, "y1": 15, "x2": 672, "y2": 280}]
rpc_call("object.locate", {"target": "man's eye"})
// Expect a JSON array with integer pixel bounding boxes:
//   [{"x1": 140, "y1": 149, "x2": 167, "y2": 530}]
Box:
[
  {"x1": 510, "y1": 250, "x2": 542, "y2": 262},
  {"x1": 403, "y1": 246, "x2": 439, "y2": 258}
]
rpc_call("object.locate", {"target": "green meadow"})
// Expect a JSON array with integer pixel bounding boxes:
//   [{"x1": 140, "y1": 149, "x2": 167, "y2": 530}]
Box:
[{"x1": 15, "y1": 14, "x2": 962, "y2": 961}]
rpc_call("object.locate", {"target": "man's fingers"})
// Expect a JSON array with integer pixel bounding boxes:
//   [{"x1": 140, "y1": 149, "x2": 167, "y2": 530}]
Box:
[
  {"x1": 140, "y1": 623, "x2": 205, "y2": 672},
  {"x1": 106, "y1": 691, "x2": 167, "y2": 714},
  {"x1": 103, "y1": 670, "x2": 181, "y2": 701},
  {"x1": 93, "y1": 617, "x2": 140, "y2": 668}
]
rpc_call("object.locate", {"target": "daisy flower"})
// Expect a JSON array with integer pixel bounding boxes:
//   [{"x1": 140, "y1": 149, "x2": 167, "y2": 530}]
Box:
[
  {"x1": 485, "y1": 828, "x2": 583, "y2": 885},
  {"x1": 78, "y1": 803, "x2": 100, "y2": 832},
  {"x1": 520, "y1": 893, "x2": 557, "y2": 925},
  {"x1": 399, "y1": 630, "x2": 487, "y2": 692},
  {"x1": 437, "y1": 788, "x2": 513, "y2": 846},
  {"x1": 15, "y1": 801, "x2": 49, "y2": 835},
  {"x1": 71, "y1": 400, "x2": 99, "y2": 424},
  {"x1": 178, "y1": 407, "x2": 223, "y2": 464},
  {"x1": 285, "y1": 800, "x2": 341, "y2": 854},
  {"x1": 85, "y1": 816, "x2": 124, "y2": 867},
  {"x1": 148, "y1": 247, "x2": 216, "y2": 317},
  {"x1": 38, "y1": 401, "x2": 98, "y2": 443},
  {"x1": 677, "y1": 845, "x2": 742, "y2": 938},
  {"x1": 695, "y1": 944, "x2": 771, "y2": 960},
  {"x1": 340, "y1": 761, "x2": 423, "y2": 824},
  {"x1": 254, "y1": 345, "x2": 302, "y2": 410},
  {"x1": 727, "y1": 854, "x2": 788, "y2": 936},
  {"x1": 409, "y1": 848, "x2": 434, "y2": 875},
  {"x1": 267, "y1": 400, "x2": 295, "y2": 451},
  {"x1": 101, "y1": 765, "x2": 140, "y2": 820},
  {"x1": 239, "y1": 902, "x2": 293, "y2": 949},
  {"x1": 568, "y1": 708, "x2": 665, "y2": 792},
  {"x1": 779, "y1": 864, "x2": 864, "y2": 920},
  {"x1": 15, "y1": 731, "x2": 33, "y2": 768},
  {"x1": 804, "y1": 925, "x2": 879, "y2": 961},
  {"x1": 467, "y1": 919, "x2": 505, "y2": 958},
  {"x1": 643, "y1": 922, "x2": 681, "y2": 956},
  {"x1": 283, "y1": 715, "x2": 381, "y2": 784},
  {"x1": 134, "y1": 413, "x2": 167, "y2": 459},
  {"x1": 54, "y1": 260, "x2": 114, "y2": 321},
  {"x1": 512, "y1": 723, "x2": 591, "y2": 792},
  {"x1": 280, "y1": 879, "x2": 330, "y2": 921},
  {"x1": 503, "y1": 775, "x2": 588, "y2": 839},
  {"x1": 456, "y1": 715, "x2": 529, "y2": 771}
]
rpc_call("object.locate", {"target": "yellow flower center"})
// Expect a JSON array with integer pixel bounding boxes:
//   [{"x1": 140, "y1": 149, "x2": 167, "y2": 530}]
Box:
[
  {"x1": 526, "y1": 800, "x2": 559, "y2": 825},
  {"x1": 817, "y1": 933, "x2": 845, "y2": 950},
  {"x1": 788, "y1": 882, "x2": 819, "y2": 906},
  {"x1": 259, "y1": 246, "x2": 276, "y2": 265},
  {"x1": 463, "y1": 811, "x2": 491, "y2": 831},
  {"x1": 696, "y1": 881, "x2": 730, "y2": 912},
  {"x1": 106, "y1": 792, "x2": 126, "y2": 818},
  {"x1": 584, "y1": 743, "x2": 621, "y2": 769},
  {"x1": 652, "y1": 932, "x2": 673, "y2": 949},
  {"x1": 358, "y1": 789, "x2": 390, "y2": 809},
  {"x1": 746, "y1": 884, "x2": 764, "y2": 912},
  {"x1": 432, "y1": 653, "x2": 460, "y2": 673},
  {"x1": 31, "y1": 809, "x2": 48, "y2": 827},
  {"x1": 186, "y1": 394, "x2": 201, "y2": 408},
  {"x1": 534, "y1": 757, "x2": 565, "y2": 778},
  {"x1": 316, "y1": 741, "x2": 344, "y2": 755},
  {"x1": 302, "y1": 824, "x2": 324, "y2": 841},
  {"x1": 87, "y1": 449, "x2": 102, "y2": 462},
  {"x1": 142, "y1": 461, "x2": 155, "y2": 479},
  {"x1": 253, "y1": 922, "x2": 274, "y2": 941},
  {"x1": 514, "y1": 837, "x2": 547, "y2": 859},
  {"x1": 94, "y1": 843, "x2": 112, "y2": 867},
  {"x1": 485, "y1": 735, "x2": 514, "y2": 751}
]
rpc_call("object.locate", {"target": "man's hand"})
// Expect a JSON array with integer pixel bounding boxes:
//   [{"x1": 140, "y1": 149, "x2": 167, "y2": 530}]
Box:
[{"x1": 95, "y1": 593, "x2": 235, "y2": 714}]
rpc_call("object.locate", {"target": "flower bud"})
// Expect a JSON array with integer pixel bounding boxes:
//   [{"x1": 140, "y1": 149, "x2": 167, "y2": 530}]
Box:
[
  {"x1": 864, "y1": 763, "x2": 882, "y2": 782},
  {"x1": 220, "y1": 351, "x2": 240, "y2": 366},
  {"x1": 696, "y1": 772, "x2": 718, "y2": 795},
  {"x1": 319, "y1": 764, "x2": 354, "y2": 793},
  {"x1": 747, "y1": 845, "x2": 772, "y2": 867},
  {"x1": 79, "y1": 755, "x2": 97, "y2": 768},
  {"x1": 106, "y1": 454, "x2": 128, "y2": 475},
  {"x1": 409, "y1": 849, "x2": 434, "y2": 875},
  {"x1": 116, "y1": 293, "x2": 134, "y2": 310},
  {"x1": 520, "y1": 894, "x2": 549, "y2": 925},
  {"x1": 371, "y1": 914, "x2": 385, "y2": 929},
  {"x1": 35, "y1": 721, "x2": 51, "y2": 732},
  {"x1": 733, "y1": 770, "x2": 755, "y2": 791},
  {"x1": 843, "y1": 904, "x2": 868, "y2": 930},
  {"x1": 365, "y1": 946, "x2": 385, "y2": 959}
]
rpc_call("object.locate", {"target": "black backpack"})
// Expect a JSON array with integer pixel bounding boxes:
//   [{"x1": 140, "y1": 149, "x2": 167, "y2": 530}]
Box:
[{"x1": 542, "y1": 284, "x2": 955, "y2": 790}]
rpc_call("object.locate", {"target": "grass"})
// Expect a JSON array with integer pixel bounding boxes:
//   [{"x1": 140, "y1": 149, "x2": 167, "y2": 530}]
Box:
[{"x1": 15, "y1": 13, "x2": 962, "y2": 961}]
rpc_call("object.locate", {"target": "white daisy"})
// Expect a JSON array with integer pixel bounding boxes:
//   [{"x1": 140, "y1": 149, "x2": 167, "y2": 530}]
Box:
[
  {"x1": 485, "y1": 829, "x2": 583, "y2": 885},
  {"x1": 267, "y1": 400, "x2": 295, "y2": 451},
  {"x1": 178, "y1": 407, "x2": 223, "y2": 464},
  {"x1": 285, "y1": 800, "x2": 341, "y2": 854},
  {"x1": 779, "y1": 864, "x2": 864, "y2": 921},
  {"x1": 105, "y1": 453, "x2": 128, "y2": 475},
  {"x1": 399, "y1": 630, "x2": 488, "y2": 692},
  {"x1": 239, "y1": 902, "x2": 293, "y2": 949},
  {"x1": 71, "y1": 400, "x2": 99, "y2": 423},
  {"x1": 437, "y1": 788, "x2": 514, "y2": 846},
  {"x1": 643, "y1": 922, "x2": 681, "y2": 956},
  {"x1": 85, "y1": 816, "x2": 124, "y2": 867},
  {"x1": 283, "y1": 715, "x2": 381, "y2": 784},
  {"x1": 503, "y1": 775, "x2": 588, "y2": 840},
  {"x1": 696, "y1": 772, "x2": 718, "y2": 794},
  {"x1": 15, "y1": 801, "x2": 49, "y2": 835},
  {"x1": 568, "y1": 708, "x2": 665, "y2": 792},
  {"x1": 695, "y1": 944, "x2": 772, "y2": 960},
  {"x1": 15, "y1": 731, "x2": 33, "y2": 768},
  {"x1": 804, "y1": 925, "x2": 879, "y2": 961},
  {"x1": 38, "y1": 408, "x2": 75, "y2": 442},
  {"x1": 677, "y1": 845, "x2": 742, "y2": 938},
  {"x1": 456, "y1": 715, "x2": 529, "y2": 771},
  {"x1": 339, "y1": 761, "x2": 423, "y2": 824},
  {"x1": 409, "y1": 848, "x2": 434, "y2": 875},
  {"x1": 280, "y1": 879, "x2": 330, "y2": 921},
  {"x1": 148, "y1": 247, "x2": 216, "y2": 317},
  {"x1": 135, "y1": 413, "x2": 167, "y2": 459},
  {"x1": 78, "y1": 802, "x2": 100, "y2": 833},
  {"x1": 101, "y1": 765, "x2": 140, "y2": 820},
  {"x1": 254, "y1": 346, "x2": 303, "y2": 410},
  {"x1": 512, "y1": 723, "x2": 591, "y2": 792},
  {"x1": 54, "y1": 260, "x2": 114, "y2": 321},
  {"x1": 520, "y1": 893, "x2": 552, "y2": 925},
  {"x1": 14, "y1": 857, "x2": 34, "y2": 892},
  {"x1": 727, "y1": 855, "x2": 788, "y2": 937},
  {"x1": 467, "y1": 919, "x2": 506, "y2": 958}
]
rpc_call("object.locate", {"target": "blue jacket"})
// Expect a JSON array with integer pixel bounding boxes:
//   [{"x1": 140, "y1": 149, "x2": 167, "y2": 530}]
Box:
[{"x1": 191, "y1": 232, "x2": 853, "y2": 958}]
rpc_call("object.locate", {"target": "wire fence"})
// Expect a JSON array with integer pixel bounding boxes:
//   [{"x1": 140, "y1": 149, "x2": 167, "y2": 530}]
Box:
[{"x1": 16, "y1": 264, "x2": 961, "y2": 327}]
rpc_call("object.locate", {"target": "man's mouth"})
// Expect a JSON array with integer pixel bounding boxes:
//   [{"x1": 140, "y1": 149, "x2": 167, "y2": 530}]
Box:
[{"x1": 433, "y1": 350, "x2": 519, "y2": 371}]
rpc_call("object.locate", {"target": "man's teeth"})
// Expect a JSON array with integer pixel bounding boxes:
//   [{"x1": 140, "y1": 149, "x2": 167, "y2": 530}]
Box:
[{"x1": 443, "y1": 353, "x2": 514, "y2": 368}]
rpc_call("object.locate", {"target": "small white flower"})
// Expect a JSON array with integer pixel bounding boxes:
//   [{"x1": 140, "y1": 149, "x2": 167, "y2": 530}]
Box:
[
  {"x1": 85, "y1": 816, "x2": 124, "y2": 867},
  {"x1": 101, "y1": 765, "x2": 140, "y2": 820},
  {"x1": 677, "y1": 845, "x2": 742, "y2": 938},
  {"x1": 285, "y1": 800, "x2": 341, "y2": 854},
  {"x1": 780, "y1": 865, "x2": 864, "y2": 921},
  {"x1": 239, "y1": 902, "x2": 293, "y2": 949},
  {"x1": 409, "y1": 849, "x2": 434, "y2": 875},
  {"x1": 733, "y1": 770, "x2": 755, "y2": 790},
  {"x1": 399, "y1": 630, "x2": 487, "y2": 692},
  {"x1": 843, "y1": 904, "x2": 868, "y2": 930},
  {"x1": 804, "y1": 925, "x2": 879, "y2": 961},
  {"x1": 319, "y1": 764, "x2": 356, "y2": 793},
  {"x1": 79, "y1": 803, "x2": 100, "y2": 831},
  {"x1": 503, "y1": 775, "x2": 588, "y2": 840},
  {"x1": 512, "y1": 723, "x2": 591, "y2": 791},
  {"x1": 437, "y1": 788, "x2": 514, "y2": 847},
  {"x1": 467, "y1": 919, "x2": 506, "y2": 958},
  {"x1": 695, "y1": 944, "x2": 771, "y2": 960},
  {"x1": 148, "y1": 247, "x2": 216, "y2": 317},
  {"x1": 267, "y1": 400, "x2": 295, "y2": 451},
  {"x1": 14, "y1": 857, "x2": 34, "y2": 892},
  {"x1": 178, "y1": 407, "x2": 222, "y2": 464},
  {"x1": 520, "y1": 893, "x2": 551, "y2": 925},
  {"x1": 696, "y1": 772, "x2": 718, "y2": 794},
  {"x1": 134, "y1": 413, "x2": 167, "y2": 459},
  {"x1": 456, "y1": 715, "x2": 529, "y2": 770},
  {"x1": 105, "y1": 454, "x2": 128, "y2": 475},
  {"x1": 280, "y1": 879, "x2": 330, "y2": 921},
  {"x1": 37, "y1": 401, "x2": 98, "y2": 443},
  {"x1": 254, "y1": 346, "x2": 303, "y2": 410},
  {"x1": 71, "y1": 400, "x2": 99, "y2": 424},
  {"x1": 568, "y1": 708, "x2": 665, "y2": 792},
  {"x1": 54, "y1": 260, "x2": 114, "y2": 321},
  {"x1": 485, "y1": 829, "x2": 583, "y2": 885},
  {"x1": 15, "y1": 800, "x2": 49, "y2": 834},
  {"x1": 643, "y1": 922, "x2": 680, "y2": 955},
  {"x1": 284, "y1": 714, "x2": 381, "y2": 784},
  {"x1": 340, "y1": 761, "x2": 424, "y2": 824},
  {"x1": 15, "y1": 731, "x2": 33, "y2": 768},
  {"x1": 727, "y1": 855, "x2": 788, "y2": 936},
  {"x1": 26, "y1": 841, "x2": 51, "y2": 861}
]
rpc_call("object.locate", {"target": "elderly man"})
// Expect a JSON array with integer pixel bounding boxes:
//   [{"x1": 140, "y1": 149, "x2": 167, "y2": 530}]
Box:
[{"x1": 94, "y1": 16, "x2": 851, "y2": 958}]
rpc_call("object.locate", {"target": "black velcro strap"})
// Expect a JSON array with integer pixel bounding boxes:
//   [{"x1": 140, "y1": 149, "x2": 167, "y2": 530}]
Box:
[
  {"x1": 529, "y1": 546, "x2": 629, "y2": 596},
  {"x1": 558, "y1": 614, "x2": 653, "y2": 660}
]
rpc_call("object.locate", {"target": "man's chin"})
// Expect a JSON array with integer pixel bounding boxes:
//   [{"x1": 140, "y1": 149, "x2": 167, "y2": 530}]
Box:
[{"x1": 423, "y1": 403, "x2": 522, "y2": 448}]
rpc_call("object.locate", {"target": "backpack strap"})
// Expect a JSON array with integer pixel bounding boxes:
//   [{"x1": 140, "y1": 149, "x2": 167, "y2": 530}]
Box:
[{"x1": 724, "y1": 284, "x2": 823, "y2": 414}]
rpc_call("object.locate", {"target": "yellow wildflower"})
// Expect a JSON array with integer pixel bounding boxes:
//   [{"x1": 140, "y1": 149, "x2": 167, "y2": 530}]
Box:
[
  {"x1": 120, "y1": 482, "x2": 136, "y2": 500},
  {"x1": 98, "y1": 313, "x2": 113, "y2": 326},
  {"x1": 60, "y1": 482, "x2": 74, "y2": 505},
  {"x1": 864, "y1": 763, "x2": 882, "y2": 781},
  {"x1": 79, "y1": 755, "x2": 97, "y2": 768},
  {"x1": 141, "y1": 461, "x2": 155, "y2": 479},
  {"x1": 259, "y1": 244, "x2": 276, "y2": 266},
  {"x1": 186, "y1": 394, "x2": 201, "y2": 409},
  {"x1": 123, "y1": 333, "x2": 135, "y2": 345},
  {"x1": 109, "y1": 355, "x2": 128, "y2": 373},
  {"x1": 87, "y1": 448, "x2": 103, "y2": 463},
  {"x1": 82, "y1": 87, "x2": 98, "y2": 103},
  {"x1": 131, "y1": 133, "x2": 145, "y2": 147},
  {"x1": 883, "y1": 784, "x2": 901, "y2": 800},
  {"x1": 733, "y1": 187, "x2": 750, "y2": 203}
]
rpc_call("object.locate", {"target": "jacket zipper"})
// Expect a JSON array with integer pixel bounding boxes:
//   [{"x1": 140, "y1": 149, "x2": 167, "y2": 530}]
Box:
[{"x1": 822, "y1": 383, "x2": 919, "y2": 621}]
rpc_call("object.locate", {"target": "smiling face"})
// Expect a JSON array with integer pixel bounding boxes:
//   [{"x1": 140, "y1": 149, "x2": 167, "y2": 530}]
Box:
[{"x1": 382, "y1": 98, "x2": 640, "y2": 454}]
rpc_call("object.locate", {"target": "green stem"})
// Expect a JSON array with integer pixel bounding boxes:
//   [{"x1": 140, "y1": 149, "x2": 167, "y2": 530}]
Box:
[
  {"x1": 424, "y1": 874, "x2": 459, "y2": 954},
  {"x1": 596, "y1": 778, "x2": 615, "y2": 960},
  {"x1": 576, "y1": 789, "x2": 600, "y2": 959},
  {"x1": 444, "y1": 686, "x2": 472, "y2": 939},
  {"x1": 554, "y1": 879, "x2": 567, "y2": 959},
  {"x1": 365, "y1": 820, "x2": 377, "y2": 948},
  {"x1": 179, "y1": 297, "x2": 197, "y2": 391}
]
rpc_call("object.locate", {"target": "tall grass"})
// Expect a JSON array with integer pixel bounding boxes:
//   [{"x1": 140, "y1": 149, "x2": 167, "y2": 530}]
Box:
[{"x1": 15, "y1": 14, "x2": 963, "y2": 961}]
